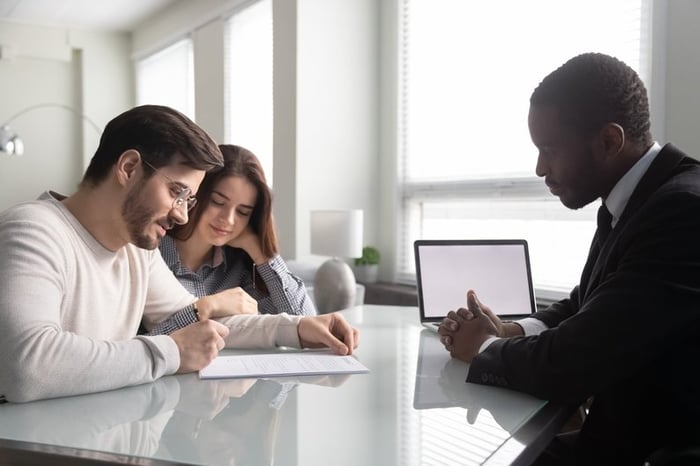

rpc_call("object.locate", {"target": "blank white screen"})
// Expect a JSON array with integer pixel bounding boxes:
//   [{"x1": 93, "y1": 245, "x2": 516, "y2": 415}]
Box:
[{"x1": 418, "y1": 243, "x2": 534, "y2": 318}]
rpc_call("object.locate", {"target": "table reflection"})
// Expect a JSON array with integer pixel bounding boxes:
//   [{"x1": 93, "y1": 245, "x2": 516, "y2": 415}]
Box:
[
  {"x1": 0, "y1": 372, "x2": 350, "y2": 466},
  {"x1": 0, "y1": 376, "x2": 180, "y2": 458},
  {"x1": 411, "y1": 330, "x2": 546, "y2": 464},
  {"x1": 159, "y1": 373, "x2": 349, "y2": 466}
]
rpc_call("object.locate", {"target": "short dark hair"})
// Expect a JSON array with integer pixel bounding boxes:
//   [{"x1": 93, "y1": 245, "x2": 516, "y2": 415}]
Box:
[
  {"x1": 530, "y1": 53, "x2": 652, "y2": 147},
  {"x1": 171, "y1": 144, "x2": 279, "y2": 257},
  {"x1": 82, "y1": 105, "x2": 223, "y2": 186}
]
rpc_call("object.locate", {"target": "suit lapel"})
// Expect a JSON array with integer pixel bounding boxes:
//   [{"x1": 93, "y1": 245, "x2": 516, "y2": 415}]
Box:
[{"x1": 580, "y1": 144, "x2": 691, "y2": 301}]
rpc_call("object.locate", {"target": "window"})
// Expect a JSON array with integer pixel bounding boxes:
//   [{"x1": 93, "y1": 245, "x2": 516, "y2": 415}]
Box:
[
  {"x1": 225, "y1": 0, "x2": 274, "y2": 186},
  {"x1": 135, "y1": 38, "x2": 195, "y2": 120},
  {"x1": 398, "y1": 0, "x2": 651, "y2": 295}
]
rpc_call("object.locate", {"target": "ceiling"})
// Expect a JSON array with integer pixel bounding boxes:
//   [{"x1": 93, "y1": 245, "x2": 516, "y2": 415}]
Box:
[{"x1": 0, "y1": 0, "x2": 178, "y2": 32}]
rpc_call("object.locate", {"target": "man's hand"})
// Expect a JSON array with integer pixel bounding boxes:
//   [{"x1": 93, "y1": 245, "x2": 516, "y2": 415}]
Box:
[
  {"x1": 196, "y1": 287, "x2": 258, "y2": 319},
  {"x1": 171, "y1": 320, "x2": 230, "y2": 373},
  {"x1": 438, "y1": 290, "x2": 524, "y2": 352},
  {"x1": 471, "y1": 293, "x2": 506, "y2": 336},
  {"x1": 437, "y1": 290, "x2": 499, "y2": 363},
  {"x1": 297, "y1": 313, "x2": 359, "y2": 355}
]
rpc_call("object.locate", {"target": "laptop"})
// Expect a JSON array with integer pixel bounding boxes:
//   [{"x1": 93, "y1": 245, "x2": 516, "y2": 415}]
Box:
[{"x1": 414, "y1": 239, "x2": 536, "y2": 332}]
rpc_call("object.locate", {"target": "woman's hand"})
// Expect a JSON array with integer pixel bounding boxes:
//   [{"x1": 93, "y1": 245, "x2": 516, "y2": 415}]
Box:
[
  {"x1": 226, "y1": 227, "x2": 267, "y2": 264},
  {"x1": 298, "y1": 313, "x2": 359, "y2": 355},
  {"x1": 196, "y1": 287, "x2": 258, "y2": 319}
]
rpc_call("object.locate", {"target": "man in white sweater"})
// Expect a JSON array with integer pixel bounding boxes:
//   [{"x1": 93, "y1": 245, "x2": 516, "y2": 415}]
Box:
[{"x1": 0, "y1": 105, "x2": 358, "y2": 403}]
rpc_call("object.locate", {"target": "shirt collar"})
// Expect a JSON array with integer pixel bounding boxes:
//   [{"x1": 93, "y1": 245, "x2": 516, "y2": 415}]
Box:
[{"x1": 605, "y1": 142, "x2": 662, "y2": 227}]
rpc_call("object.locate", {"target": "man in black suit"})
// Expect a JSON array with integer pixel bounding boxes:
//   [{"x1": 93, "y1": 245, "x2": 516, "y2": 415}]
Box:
[{"x1": 438, "y1": 52, "x2": 700, "y2": 465}]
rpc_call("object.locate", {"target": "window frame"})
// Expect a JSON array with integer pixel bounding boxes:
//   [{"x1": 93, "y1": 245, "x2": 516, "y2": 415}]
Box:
[{"x1": 393, "y1": 0, "x2": 656, "y2": 299}]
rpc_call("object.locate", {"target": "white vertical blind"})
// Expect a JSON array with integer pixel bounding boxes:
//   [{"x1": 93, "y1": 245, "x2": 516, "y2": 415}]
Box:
[
  {"x1": 135, "y1": 38, "x2": 195, "y2": 121},
  {"x1": 399, "y1": 0, "x2": 651, "y2": 292},
  {"x1": 224, "y1": 0, "x2": 274, "y2": 186}
]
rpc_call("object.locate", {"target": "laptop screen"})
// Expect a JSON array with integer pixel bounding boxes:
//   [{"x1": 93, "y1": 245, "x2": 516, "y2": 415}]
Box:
[{"x1": 414, "y1": 239, "x2": 536, "y2": 321}]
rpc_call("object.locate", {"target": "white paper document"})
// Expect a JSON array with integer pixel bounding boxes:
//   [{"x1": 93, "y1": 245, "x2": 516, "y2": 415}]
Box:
[{"x1": 199, "y1": 352, "x2": 370, "y2": 380}]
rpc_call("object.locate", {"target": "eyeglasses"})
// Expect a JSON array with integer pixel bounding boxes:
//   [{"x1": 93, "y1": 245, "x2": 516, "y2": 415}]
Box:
[{"x1": 141, "y1": 159, "x2": 198, "y2": 212}]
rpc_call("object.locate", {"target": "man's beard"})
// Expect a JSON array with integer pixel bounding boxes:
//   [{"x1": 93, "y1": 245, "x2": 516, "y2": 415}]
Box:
[{"x1": 122, "y1": 185, "x2": 172, "y2": 250}]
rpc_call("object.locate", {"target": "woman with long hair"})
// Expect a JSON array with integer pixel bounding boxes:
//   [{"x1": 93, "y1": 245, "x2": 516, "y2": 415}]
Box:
[{"x1": 148, "y1": 144, "x2": 315, "y2": 334}]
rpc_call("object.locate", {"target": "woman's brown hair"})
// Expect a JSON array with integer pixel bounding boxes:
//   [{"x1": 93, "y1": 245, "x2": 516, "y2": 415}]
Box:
[{"x1": 170, "y1": 144, "x2": 278, "y2": 257}]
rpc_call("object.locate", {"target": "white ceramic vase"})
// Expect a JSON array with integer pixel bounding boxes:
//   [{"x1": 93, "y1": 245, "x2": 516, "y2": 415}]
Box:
[{"x1": 353, "y1": 264, "x2": 379, "y2": 283}]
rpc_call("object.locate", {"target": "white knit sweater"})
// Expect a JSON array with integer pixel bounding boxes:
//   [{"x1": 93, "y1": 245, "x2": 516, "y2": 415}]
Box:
[{"x1": 0, "y1": 193, "x2": 301, "y2": 402}]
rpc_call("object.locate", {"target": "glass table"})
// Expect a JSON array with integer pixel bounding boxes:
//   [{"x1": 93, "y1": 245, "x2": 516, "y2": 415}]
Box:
[{"x1": 0, "y1": 305, "x2": 570, "y2": 465}]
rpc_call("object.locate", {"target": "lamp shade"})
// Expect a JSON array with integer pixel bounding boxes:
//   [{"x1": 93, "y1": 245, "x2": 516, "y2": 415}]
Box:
[{"x1": 310, "y1": 209, "x2": 363, "y2": 258}]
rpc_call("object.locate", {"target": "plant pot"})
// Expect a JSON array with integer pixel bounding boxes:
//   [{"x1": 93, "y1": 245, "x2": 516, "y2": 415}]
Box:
[{"x1": 353, "y1": 264, "x2": 379, "y2": 284}]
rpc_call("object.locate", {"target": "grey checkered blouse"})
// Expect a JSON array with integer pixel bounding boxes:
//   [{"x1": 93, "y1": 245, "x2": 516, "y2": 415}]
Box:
[{"x1": 146, "y1": 235, "x2": 316, "y2": 335}]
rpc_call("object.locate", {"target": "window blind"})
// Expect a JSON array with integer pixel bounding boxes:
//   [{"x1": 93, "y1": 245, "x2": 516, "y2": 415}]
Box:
[
  {"x1": 398, "y1": 0, "x2": 652, "y2": 292},
  {"x1": 135, "y1": 38, "x2": 195, "y2": 121}
]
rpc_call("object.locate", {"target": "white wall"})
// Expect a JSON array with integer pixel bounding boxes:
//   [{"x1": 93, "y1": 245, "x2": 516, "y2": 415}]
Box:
[
  {"x1": 193, "y1": 18, "x2": 226, "y2": 143},
  {"x1": 132, "y1": 0, "x2": 381, "y2": 265},
  {"x1": 295, "y1": 0, "x2": 380, "y2": 260},
  {"x1": 0, "y1": 21, "x2": 131, "y2": 212},
  {"x1": 663, "y1": 0, "x2": 700, "y2": 157},
  {"x1": 378, "y1": 0, "x2": 400, "y2": 282},
  {"x1": 272, "y1": 0, "x2": 298, "y2": 259}
]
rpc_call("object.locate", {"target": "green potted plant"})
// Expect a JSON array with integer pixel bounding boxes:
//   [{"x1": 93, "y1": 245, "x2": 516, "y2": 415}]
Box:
[{"x1": 353, "y1": 246, "x2": 380, "y2": 283}]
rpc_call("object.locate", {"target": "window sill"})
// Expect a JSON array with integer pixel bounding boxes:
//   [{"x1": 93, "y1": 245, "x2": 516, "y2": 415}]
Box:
[{"x1": 362, "y1": 281, "x2": 568, "y2": 311}]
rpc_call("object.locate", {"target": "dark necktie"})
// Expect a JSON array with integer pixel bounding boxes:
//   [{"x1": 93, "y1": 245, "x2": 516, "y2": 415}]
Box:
[{"x1": 597, "y1": 204, "x2": 613, "y2": 244}]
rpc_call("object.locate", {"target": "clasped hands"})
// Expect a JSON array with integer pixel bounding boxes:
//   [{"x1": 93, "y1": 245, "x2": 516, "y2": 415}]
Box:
[{"x1": 437, "y1": 290, "x2": 502, "y2": 363}]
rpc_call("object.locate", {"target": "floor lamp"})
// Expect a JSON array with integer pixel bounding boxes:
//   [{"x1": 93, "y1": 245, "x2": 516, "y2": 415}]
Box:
[
  {"x1": 0, "y1": 103, "x2": 102, "y2": 156},
  {"x1": 310, "y1": 209, "x2": 363, "y2": 314}
]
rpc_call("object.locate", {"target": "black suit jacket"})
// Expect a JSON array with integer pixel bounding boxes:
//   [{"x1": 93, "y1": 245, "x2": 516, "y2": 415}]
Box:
[{"x1": 468, "y1": 144, "x2": 700, "y2": 464}]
